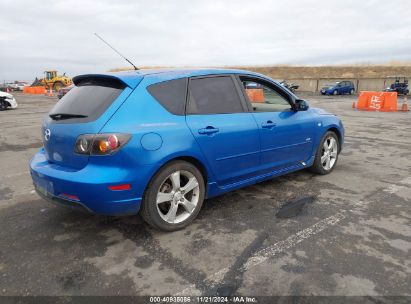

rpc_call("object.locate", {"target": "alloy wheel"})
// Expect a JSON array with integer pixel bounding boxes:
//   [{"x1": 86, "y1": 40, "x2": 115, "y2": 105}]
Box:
[
  {"x1": 321, "y1": 136, "x2": 338, "y2": 170},
  {"x1": 156, "y1": 170, "x2": 200, "y2": 224}
]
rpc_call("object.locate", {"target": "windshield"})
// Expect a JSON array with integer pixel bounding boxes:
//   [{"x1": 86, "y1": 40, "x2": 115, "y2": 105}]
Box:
[{"x1": 49, "y1": 78, "x2": 125, "y2": 122}]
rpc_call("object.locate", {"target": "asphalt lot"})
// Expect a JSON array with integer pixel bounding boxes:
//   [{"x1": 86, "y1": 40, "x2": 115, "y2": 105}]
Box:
[{"x1": 0, "y1": 92, "x2": 410, "y2": 297}]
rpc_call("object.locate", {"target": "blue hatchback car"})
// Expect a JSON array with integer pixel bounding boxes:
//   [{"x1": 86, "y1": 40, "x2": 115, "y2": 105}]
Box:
[
  {"x1": 30, "y1": 68, "x2": 344, "y2": 231},
  {"x1": 321, "y1": 81, "x2": 355, "y2": 95}
]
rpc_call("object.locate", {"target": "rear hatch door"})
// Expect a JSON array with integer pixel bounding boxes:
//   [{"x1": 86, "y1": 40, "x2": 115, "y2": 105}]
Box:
[{"x1": 42, "y1": 75, "x2": 142, "y2": 170}]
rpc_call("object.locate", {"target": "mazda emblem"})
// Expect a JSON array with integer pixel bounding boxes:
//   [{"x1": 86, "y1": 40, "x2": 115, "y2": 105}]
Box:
[{"x1": 44, "y1": 129, "x2": 51, "y2": 141}]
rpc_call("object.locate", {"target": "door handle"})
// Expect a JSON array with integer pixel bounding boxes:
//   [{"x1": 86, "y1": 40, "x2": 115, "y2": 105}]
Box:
[
  {"x1": 261, "y1": 121, "x2": 276, "y2": 129},
  {"x1": 198, "y1": 126, "x2": 219, "y2": 135}
]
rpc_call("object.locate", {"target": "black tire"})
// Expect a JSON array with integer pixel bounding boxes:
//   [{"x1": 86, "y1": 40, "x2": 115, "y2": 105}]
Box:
[
  {"x1": 333, "y1": 90, "x2": 338, "y2": 95},
  {"x1": 309, "y1": 131, "x2": 339, "y2": 175},
  {"x1": 53, "y1": 82, "x2": 64, "y2": 91},
  {"x1": 140, "y1": 160, "x2": 205, "y2": 231},
  {"x1": 0, "y1": 99, "x2": 8, "y2": 111},
  {"x1": 350, "y1": 89, "x2": 355, "y2": 95}
]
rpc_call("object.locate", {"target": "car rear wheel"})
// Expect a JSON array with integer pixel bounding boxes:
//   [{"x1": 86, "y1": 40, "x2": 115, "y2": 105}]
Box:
[
  {"x1": 140, "y1": 161, "x2": 205, "y2": 231},
  {"x1": 309, "y1": 131, "x2": 339, "y2": 175},
  {"x1": 350, "y1": 89, "x2": 355, "y2": 95}
]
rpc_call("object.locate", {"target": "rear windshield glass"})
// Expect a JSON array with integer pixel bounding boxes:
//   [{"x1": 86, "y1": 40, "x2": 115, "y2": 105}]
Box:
[{"x1": 49, "y1": 78, "x2": 125, "y2": 123}]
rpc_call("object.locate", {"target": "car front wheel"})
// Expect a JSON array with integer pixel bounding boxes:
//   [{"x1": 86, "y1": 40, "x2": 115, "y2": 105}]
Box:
[
  {"x1": 310, "y1": 131, "x2": 339, "y2": 175},
  {"x1": 0, "y1": 99, "x2": 8, "y2": 111},
  {"x1": 333, "y1": 90, "x2": 338, "y2": 95},
  {"x1": 140, "y1": 161, "x2": 205, "y2": 231}
]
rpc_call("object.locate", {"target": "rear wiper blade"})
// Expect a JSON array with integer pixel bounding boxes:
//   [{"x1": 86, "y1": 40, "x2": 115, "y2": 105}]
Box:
[{"x1": 49, "y1": 113, "x2": 88, "y2": 120}]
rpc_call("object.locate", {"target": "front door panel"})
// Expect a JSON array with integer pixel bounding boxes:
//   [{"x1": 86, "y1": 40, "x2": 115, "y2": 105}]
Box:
[{"x1": 252, "y1": 110, "x2": 315, "y2": 171}]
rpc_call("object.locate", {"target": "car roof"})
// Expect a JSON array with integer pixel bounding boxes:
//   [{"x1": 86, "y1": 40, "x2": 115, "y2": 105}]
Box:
[
  {"x1": 113, "y1": 67, "x2": 265, "y2": 77},
  {"x1": 74, "y1": 68, "x2": 273, "y2": 88}
]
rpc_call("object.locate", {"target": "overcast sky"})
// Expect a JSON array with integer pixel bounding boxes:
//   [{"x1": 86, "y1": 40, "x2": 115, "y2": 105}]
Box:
[{"x1": 1, "y1": 0, "x2": 410, "y2": 81}]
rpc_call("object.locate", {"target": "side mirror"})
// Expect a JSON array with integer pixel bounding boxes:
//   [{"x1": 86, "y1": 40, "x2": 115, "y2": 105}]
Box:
[{"x1": 294, "y1": 99, "x2": 309, "y2": 111}]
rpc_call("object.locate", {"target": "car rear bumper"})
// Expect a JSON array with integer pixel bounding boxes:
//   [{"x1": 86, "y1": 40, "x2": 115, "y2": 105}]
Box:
[
  {"x1": 34, "y1": 184, "x2": 93, "y2": 213},
  {"x1": 29, "y1": 148, "x2": 143, "y2": 216}
]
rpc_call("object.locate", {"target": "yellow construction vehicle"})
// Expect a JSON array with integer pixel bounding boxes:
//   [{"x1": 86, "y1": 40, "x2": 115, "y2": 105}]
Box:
[{"x1": 39, "y1": 70, "x2": 72, "y2": 91}]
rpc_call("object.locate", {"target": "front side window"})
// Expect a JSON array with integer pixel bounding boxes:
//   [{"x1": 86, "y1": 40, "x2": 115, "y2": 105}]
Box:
[
  {"x1": 240, "y1": 77, "x2": 292, "y2": 112},
  {"x1": 187, "y1": 76, "x2": 244, "y2": 114}
]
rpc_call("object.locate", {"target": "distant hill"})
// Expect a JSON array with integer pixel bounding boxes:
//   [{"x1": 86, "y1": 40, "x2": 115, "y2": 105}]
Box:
[
  {"x1": 109, "y1": 64, "x2": 411, "y2": 79},
  {"x1": 230, "y1": 65, "x2": 411, "y2": 79}
]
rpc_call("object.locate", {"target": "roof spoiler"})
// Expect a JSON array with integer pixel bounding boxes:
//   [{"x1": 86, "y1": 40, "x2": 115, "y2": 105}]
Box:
[
  {"x1": 73, "y1": 74, "x2": 129, "y2": 87},
  {"x1": 72, "y1": 74, "x2": 141, "y2": 88}
]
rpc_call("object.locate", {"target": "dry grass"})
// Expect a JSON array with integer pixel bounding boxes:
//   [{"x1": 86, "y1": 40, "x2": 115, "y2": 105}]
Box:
[
  {"x1": 109, "y1": 64, "x2": 411, "y2": 79},
  {"x1": 230, "y1": 65, "x2": 411, "y2": 79}
]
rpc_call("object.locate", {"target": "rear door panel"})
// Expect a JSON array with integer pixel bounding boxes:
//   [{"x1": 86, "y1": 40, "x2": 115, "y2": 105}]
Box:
[
  {"x1": 185, "y1": 75, "x2": 260, "y2": 186},
  {"x1": 186, "y1": 113, "x2": 260, "y2": 185}
]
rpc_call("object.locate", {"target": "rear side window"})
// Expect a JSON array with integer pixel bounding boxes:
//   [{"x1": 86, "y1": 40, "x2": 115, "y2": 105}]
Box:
[
  {"x1": 187, "y1": 76, "x2": 244, "y2": 114},
  {"x1": 147, "y1": 78, "x2": 187, "y2": 115},
  {"x1": 49, "y1": 77, "x2": 125, "y2": 123}
]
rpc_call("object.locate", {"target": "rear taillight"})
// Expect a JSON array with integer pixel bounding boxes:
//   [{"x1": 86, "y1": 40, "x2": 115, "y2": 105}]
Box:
[{"x1": 75, "y1": 133, "x2": 131, "y2": 155}]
